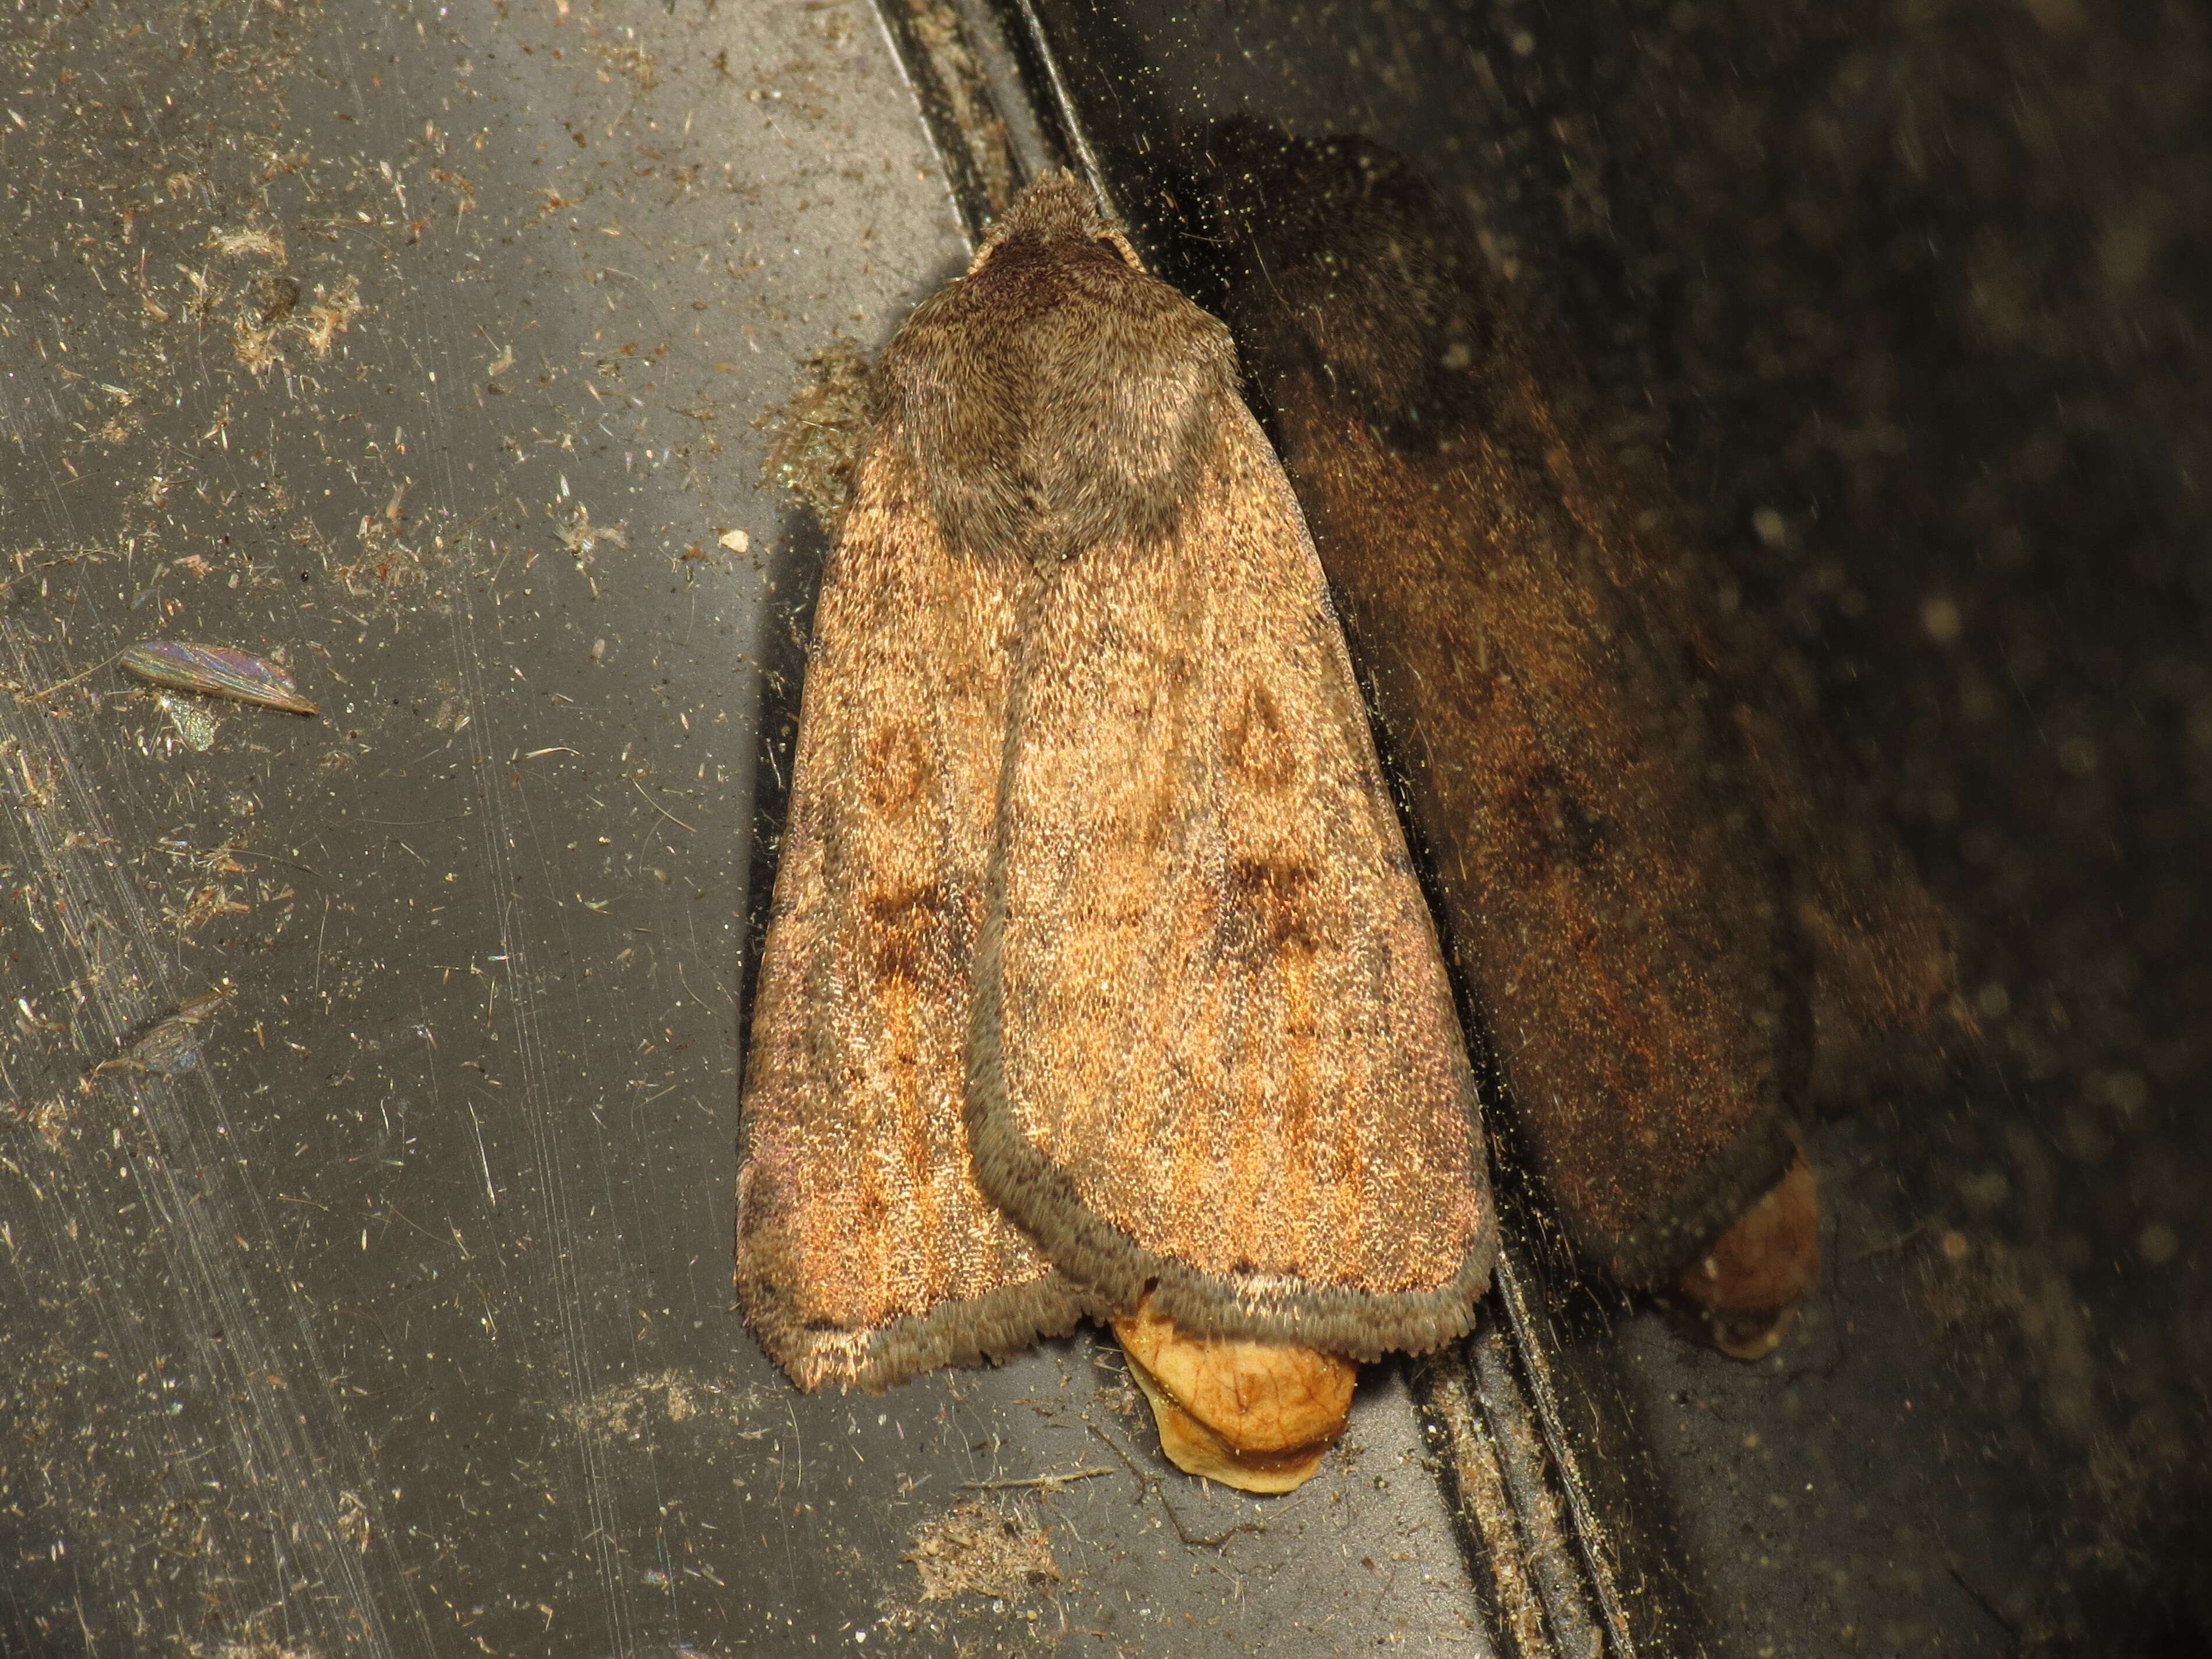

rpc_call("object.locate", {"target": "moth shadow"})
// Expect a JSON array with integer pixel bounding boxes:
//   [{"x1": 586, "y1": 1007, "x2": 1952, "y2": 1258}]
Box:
[{"x1": 738, "y1": 500, "x2": 832, "y2": 1050}]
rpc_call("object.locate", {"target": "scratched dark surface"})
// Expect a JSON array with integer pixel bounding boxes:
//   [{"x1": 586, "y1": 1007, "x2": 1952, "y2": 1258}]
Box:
[{"x1": 0, "y1": 1, "x2": 1493, "y2": 1655}]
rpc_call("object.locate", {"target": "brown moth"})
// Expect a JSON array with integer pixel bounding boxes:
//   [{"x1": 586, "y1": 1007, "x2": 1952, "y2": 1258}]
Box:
[{"x1": 736, "y1": 173, "x2": 1495, "y2": 1462}]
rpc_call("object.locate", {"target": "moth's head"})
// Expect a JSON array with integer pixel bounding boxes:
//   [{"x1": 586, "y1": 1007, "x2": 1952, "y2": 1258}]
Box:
[{"x1": 970, "y1": 170, "x2": 1144, "y2": 276}]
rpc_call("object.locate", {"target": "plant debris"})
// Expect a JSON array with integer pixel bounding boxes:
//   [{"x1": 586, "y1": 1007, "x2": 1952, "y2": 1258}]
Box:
[{"x1": 902, "y1": 1498, "x2": 1059, "y2": 1603}]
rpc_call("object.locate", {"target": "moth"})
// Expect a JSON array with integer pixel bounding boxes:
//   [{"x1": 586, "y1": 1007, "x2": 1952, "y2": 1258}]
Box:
[{"x1": 736, "y1": 173, "x2": 1495, "y2": 1488}]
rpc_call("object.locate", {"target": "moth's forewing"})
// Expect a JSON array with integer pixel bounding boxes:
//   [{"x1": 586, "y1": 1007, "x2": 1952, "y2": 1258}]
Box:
[
  {"x1": 966, "y1": 282, "x2": 1495, "y2": 1357},
  {"x1": 736, "y1": 426, "x2": 1083, "y2": 1391}
]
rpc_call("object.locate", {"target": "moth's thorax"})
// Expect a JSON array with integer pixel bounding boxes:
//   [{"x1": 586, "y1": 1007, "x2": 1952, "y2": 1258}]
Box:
[{"x1": 881, "y1": 198, "x2": 1241, "y2": 568}]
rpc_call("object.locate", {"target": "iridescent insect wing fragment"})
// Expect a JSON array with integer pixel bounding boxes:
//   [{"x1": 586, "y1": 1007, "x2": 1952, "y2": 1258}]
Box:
[{"x1": 120, "y1": 641, "x2": 319, "y2": 715}]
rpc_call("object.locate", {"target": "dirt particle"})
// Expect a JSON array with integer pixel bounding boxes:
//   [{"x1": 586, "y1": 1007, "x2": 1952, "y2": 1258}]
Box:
[
  {"x1": 209, "y1": 225, "x2": 286, "y2": 263},
  {"x1": 256, "y1": 272, "x2": 302, "y2": 324},
  {"x1": 23, "y1": 1097, "x2": 72, "y2": 1150},
  {"x1": 336, "y1": 1489, "x2": 370, "y2": 1554},
  {"x1": 233, "y1": 319, "x2": 279, "y2": 377},
  {"x1": 563, "y1": 1368, "x2": 754, "y2": 1438},
  {"x1": 902, "y1": 1498, "x2": 1059, "y2": 1603},
  {"x1": 756, "y1": 340, "x2": 874, "y2": 523},
  {"x1": 293, "y1": 275, "x2": 364, "y2": 358}
]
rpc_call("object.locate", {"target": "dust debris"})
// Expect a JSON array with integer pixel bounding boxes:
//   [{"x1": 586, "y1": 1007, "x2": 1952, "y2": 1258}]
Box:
[
  {"x1": 756, "y1": 339, "x2": 873, "y2": 523},
  {"x1": 558, "y1": 503, "x2": 628, "y2": 561},
  {"x1": 292, "y1": 275, "x2": 364, "y2": 357},
  {"x1": 157, "y1": 692, "x2": 220, "y2": 751},
  {"x1": 254, "y1": 270, "x2": 302, "y2": 323},
  {"x1": 900, "y1": 0, "x2": 1014, "y2": 214},
  {"x1": 428, "y1": 164, "x2": 476, "y2": 218},
  {"x1": 208, "y1": 225, "x2": 287, "y2": 263},
  {"x1": 336, "y1": 1490, "x2": 371, "y2": 1555},
  {"x1": 565, "y1": 1368, "x2": 766, "y2": 1438},
  {"x1": 902, "y1": 1498, "x2": 1059, "y2": 1603},
  {"x1": 13, "y1": 1097, "x2": 73, "y2": 1151},
  {"x1": 181, "y1": 264, "x2": 225, "y2": 325},
  {"x1": 232, "y1": 318, "x2": 280, "y2": 377},
  {"x1": 590, "y1": 37, "x2": 659, "y2": 93},
  {"x1": 338, "y1": 482, "x2": 444, "y2": 594},
  {"x1": 85, "y1": 985, "x2": 234, "y2": 1089},
  {"x1": 4, "y1": 742, "x2": 56, "y2": 809},
  {"x1": 152, "y1": 838, "x2": 250, "y2": 881}
]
